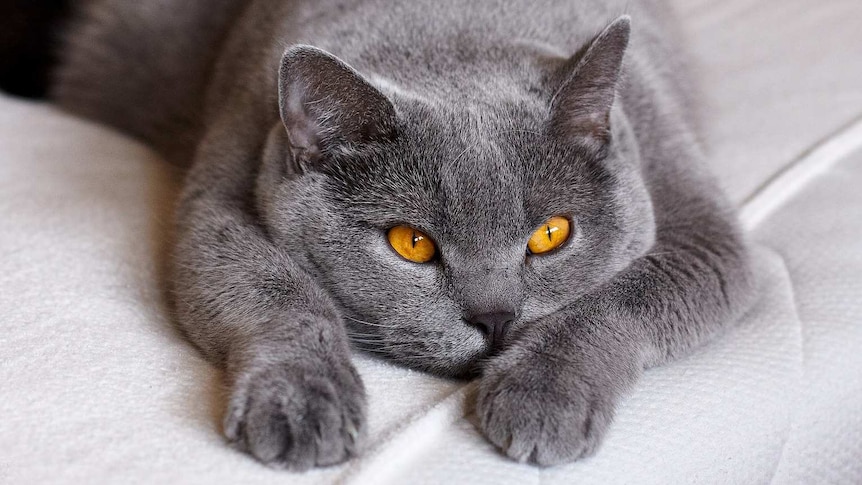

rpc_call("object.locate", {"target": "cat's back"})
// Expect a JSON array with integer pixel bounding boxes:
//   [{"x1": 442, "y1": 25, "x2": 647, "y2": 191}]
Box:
[{"x1": 54, "y1": 0, "x2": 250, "y2": 163}]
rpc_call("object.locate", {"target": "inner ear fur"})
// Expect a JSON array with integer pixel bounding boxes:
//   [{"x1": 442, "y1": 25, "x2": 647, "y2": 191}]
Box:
[
  {"x1": 549, "y1": 16, "x2": 631, "y2": 155},
  {"x1": 278, "y1": 45, "x2": 396, "y2": 167}
]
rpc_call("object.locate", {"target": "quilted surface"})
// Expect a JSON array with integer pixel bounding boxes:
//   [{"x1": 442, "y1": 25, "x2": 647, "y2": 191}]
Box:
[{"x1": 1, "y1": 0, "x2": 861, "y2": 483}]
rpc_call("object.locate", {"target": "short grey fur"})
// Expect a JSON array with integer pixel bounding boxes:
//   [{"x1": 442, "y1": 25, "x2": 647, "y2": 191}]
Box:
[{"x1": 52, "y1": 0, "x2": 754, "y2": 470}]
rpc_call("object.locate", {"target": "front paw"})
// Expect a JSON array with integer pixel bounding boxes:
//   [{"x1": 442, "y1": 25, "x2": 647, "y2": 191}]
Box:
[
  {"x1": 476, "y1": 345, "x2": 635, "y2": 466},
  {"x1": 224, "y1": 359, "x2": 366, "y2": 470}
]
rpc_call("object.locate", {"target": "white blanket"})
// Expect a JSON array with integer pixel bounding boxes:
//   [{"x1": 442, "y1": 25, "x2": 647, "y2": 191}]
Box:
[{"x1": 2, "y1": 0, "x2": 861, "y2": 482}]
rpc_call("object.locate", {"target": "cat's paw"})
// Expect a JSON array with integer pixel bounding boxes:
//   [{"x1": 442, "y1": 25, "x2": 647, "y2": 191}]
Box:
[
  {"x1": 476, "y1": 344, "x2": 634, "y2": 466},
  {"x1": 224, "y1": 359, "x2": 366, "y2": 470}
]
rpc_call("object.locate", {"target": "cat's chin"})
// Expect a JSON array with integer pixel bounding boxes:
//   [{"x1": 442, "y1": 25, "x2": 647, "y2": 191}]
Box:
[
  {"x1": 394, "y1": 353, "x2": 487, "y2": 379},
  {"x1": 357, "y1": 342, "x2": 490, "y2": 379}
]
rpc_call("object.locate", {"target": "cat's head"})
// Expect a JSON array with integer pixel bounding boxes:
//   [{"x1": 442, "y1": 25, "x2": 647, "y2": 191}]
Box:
[{"x1": 257, "y1": 17, "x2": 655, "y2": 376}]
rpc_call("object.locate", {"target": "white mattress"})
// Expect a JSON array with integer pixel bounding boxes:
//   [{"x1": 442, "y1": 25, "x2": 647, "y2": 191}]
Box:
[{"x1": 2, "y1": 0, "x2": 861, "y2": 483}]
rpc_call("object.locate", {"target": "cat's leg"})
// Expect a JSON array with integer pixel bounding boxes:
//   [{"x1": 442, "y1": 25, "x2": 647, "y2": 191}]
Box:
[
  {"x1": 169, "y1": 43, "x2": 402, "y2": 469},
  {"x1": 476, "y1": 196, "x2": 754, "y2": 465},
  {"x1": 171, "y1": 153, "x2": 365, "y2": 470}
]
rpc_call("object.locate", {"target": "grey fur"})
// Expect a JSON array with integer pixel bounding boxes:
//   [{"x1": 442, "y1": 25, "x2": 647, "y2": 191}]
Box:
[{"x1": 53, "y1": 0, "x2": 754, "y2": 469}]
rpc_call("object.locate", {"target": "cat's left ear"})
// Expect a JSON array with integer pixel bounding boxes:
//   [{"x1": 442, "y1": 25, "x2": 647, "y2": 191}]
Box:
[
  {"x1": 278, "y1": 45, "x2": 396, "y2": 168},
  {"x1": 550, "y1": 16, "x2": 630, "y2": 156}
]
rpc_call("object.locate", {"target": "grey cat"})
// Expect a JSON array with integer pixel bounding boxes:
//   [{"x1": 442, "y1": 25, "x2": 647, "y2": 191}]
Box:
[{"x1": 45, "y1": 0, "x2": 754, "y2": 470}]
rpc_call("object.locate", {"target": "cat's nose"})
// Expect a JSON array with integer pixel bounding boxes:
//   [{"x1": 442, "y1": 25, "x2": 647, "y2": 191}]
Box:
[{"x1": 467, "y1": 310, "x2": 516, "y2": 349}]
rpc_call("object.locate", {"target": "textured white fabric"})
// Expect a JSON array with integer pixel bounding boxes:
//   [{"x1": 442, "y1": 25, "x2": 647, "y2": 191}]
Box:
[
  {"x1": 756, "y1": 150, "x2": 862, "y2": 484},
  {"x1": 2, "y1": 0, "x2": 862, "y2": 482}
]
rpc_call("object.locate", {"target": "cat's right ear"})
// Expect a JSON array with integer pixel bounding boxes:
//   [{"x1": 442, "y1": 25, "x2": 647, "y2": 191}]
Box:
[
  {"x1": 278, "y1": 45, "x2": 396, "y2": 170},
  {"x1": 549, "y1": 16, "x2": 630, "y2": 157}
]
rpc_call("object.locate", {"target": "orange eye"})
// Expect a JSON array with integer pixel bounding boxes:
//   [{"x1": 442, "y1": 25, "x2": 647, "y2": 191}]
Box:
[
  {"x1": 387, "y1": 226, "x2": 437, "y2": 263},
  {"x1": 527, "y1": 216, "x2": 571, "y2": 255}
]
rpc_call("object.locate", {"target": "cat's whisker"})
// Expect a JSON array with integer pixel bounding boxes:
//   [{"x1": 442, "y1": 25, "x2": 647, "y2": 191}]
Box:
[
  {"x1": 346, "y1": 332, "x2": 384, "y2": 339},
  {"x1": 346, "y1": 334, "x2": 386, "y2": 342},
  {"x1": 360, "y1": 344, "x2": 425, "y2": 356},
  {"x1": 344, "y1": 328, "x2": 382, "y2": 337},
  {"x1": 360, "y1": 341, "x2": 414, "y2": 350},
  {"x1": 347, "y1": 335, "x2": 383, "y2": 342},
  {"x1": 344, "y1": 315, "x2": 399, "y2": 329},
  {"x1": 355, "y1": 347, "x2": 395, "y2": 355},
  {"x1": 449, "y1": 141, "x2": 481, "y2": 168},
  {"x1": 647, "y1": 250, "x2": 685, "y2": 257}
]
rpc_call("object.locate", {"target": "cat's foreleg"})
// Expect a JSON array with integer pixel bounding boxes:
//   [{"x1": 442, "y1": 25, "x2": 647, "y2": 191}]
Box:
[
  {"x1": 171, "y1": 180, "x2": 365, "y2": 470},
  {"x1": 477, "y1": 200, "x2": 753, "y2": 465}
]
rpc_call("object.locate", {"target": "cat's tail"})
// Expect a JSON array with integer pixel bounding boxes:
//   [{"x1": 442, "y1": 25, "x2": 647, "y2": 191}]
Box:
[{"x1": 0, "y1": 0, "x2": 72, "y2": 98}]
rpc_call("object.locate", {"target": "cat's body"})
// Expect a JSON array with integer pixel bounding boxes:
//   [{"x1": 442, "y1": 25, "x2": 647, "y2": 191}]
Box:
[{"x1": 47, "y1": 0, "x2": 753, "y2": 470}]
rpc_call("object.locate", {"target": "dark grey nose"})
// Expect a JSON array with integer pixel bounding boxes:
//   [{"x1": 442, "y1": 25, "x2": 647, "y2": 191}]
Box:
[{"x1": 467, "y1": 311, "x2": 516, "y2": 349}]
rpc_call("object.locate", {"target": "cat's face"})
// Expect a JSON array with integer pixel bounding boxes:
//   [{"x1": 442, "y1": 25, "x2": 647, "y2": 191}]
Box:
[
  {"x1": 259, "y1": 100, "x2": 654, "y2": 377},
  {"x1": 258, "y1": 25, "x2": 654, "y2": 376}
]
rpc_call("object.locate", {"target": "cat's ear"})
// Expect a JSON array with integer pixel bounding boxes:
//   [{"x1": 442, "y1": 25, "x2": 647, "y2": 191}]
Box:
[
  {"x1": 550, "y1": 16, "x2": 630, "y2": 156},
  {"x1": 278, "y1": 45, "x2": 396, "y2": 167}
]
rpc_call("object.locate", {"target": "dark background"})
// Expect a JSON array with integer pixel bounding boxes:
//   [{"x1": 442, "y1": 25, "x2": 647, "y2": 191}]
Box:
[{"x1": 0, "y1": 0, "x2": 71, "y2": 98}]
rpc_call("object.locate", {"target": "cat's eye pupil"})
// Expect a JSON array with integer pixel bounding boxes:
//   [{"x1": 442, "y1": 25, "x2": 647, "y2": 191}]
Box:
[
  {"x1": 546, "y1": 225, "x2": 553, "y2": 241},
  {"x1": 412, "y1": 231, "x2": 418, "y2": 248}
]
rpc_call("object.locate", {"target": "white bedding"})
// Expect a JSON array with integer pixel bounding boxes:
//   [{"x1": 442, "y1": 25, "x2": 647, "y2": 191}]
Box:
[{"x1": 2, "y1": 0, "x2": 861, "y2": 483}]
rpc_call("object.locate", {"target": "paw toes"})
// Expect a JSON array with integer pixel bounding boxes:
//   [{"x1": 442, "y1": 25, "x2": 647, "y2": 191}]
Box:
[
  {"x1": 311, "y1": 403, "x2": 351, "y2": 466},
  {"x1": 477, "y1": 370, "x2": 615, "y2": 466},
  {"x1": 226, "y1": 367, "x2": 367, "y2": 470}
]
